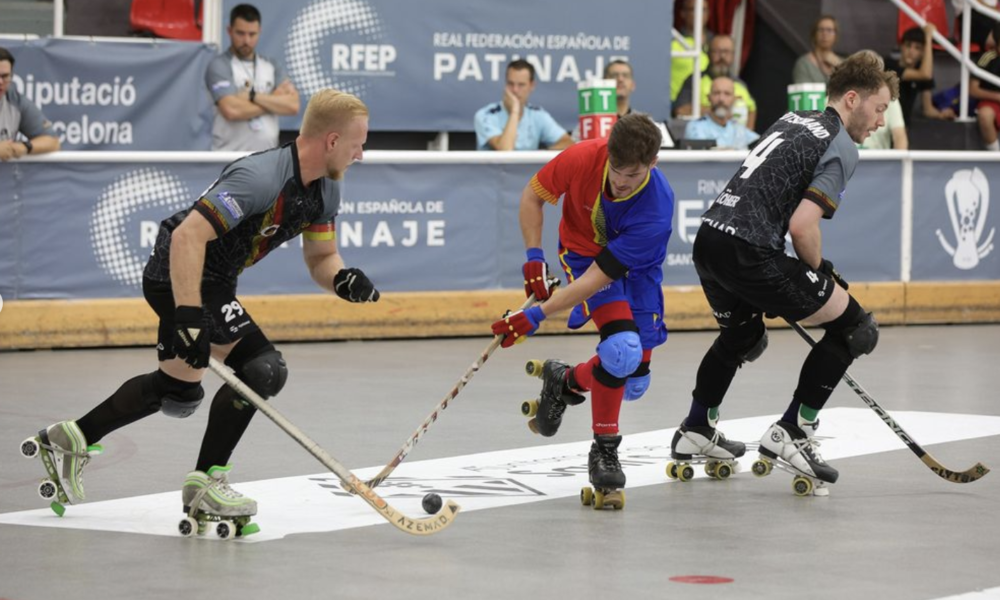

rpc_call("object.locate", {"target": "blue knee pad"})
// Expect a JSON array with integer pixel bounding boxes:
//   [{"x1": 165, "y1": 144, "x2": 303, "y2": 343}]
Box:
[
  {"x1": 597, "y1": 330, "x2": 642, "y2": 378},
  {"x1": 623, "y1": 361, "x2": 651, "y2": 402}
]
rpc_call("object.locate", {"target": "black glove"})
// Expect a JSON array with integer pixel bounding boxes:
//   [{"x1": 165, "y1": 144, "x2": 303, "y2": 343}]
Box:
[
  {"x1": 334, "y1": 268, "x2": 380, "y2": 303},
  {"x1": 818, "y1": 259, "x2": 849, "y2": 290},
  {"x1": 172, "y1": 305, "x2": 212, "y2": 369}
]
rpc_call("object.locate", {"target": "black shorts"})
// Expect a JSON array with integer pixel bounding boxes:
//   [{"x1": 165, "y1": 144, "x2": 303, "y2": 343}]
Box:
[
  {"x1": 143, "y1": 278, "x2": 261, "y2": 362},
  {"x1": 692, "y1": 224, "x2": 836, "y2": 326}
]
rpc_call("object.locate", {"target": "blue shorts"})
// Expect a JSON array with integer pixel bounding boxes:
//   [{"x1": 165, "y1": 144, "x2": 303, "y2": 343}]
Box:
[{"x1": 557, "y1": 246, "x2": 668, "y2": 350}]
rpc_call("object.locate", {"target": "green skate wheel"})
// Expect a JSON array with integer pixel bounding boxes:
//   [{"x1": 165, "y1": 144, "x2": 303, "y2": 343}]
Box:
[
  {"x1": 240, "y1": 522, "x2": 261, "y2": 537},
  {"x1": 49, "y1": 501, "x2": 66, "y2": 517}
]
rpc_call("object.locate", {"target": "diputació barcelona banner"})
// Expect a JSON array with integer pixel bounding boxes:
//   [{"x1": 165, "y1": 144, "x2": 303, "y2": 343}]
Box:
[
  {"x1": 3, "y1": 38, "x2": 216, "y2": 150},
  {"x1": 220, "y1": 0, "x2": 673, "y2": 132}
]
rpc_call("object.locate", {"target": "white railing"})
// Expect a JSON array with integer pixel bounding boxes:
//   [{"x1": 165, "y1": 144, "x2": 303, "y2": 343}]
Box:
[{"x1": 888, "y1": 0, "x2": 1000, "y2": 120}]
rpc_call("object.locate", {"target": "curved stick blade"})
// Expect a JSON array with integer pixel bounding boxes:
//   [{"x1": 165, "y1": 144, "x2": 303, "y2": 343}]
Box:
[{"x1": 922, "y1": 455, "x2": 990, "y2": 483}]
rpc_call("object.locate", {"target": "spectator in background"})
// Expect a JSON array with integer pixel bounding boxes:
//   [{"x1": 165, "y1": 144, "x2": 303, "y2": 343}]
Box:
[
  {"x1": 475, "y1": 59, "x2": 573, "y2": 151},
  {"x1": 206, "y1": 3, "x2": 300, "y2": 151},
  {"x1": 683, "y1": 77, "x2": 760, "y2": 150},
  {"x1": 885, "y1": 24, "x2": 955, "y2": 126},
  {"x1": 0, "y1": 47, "x2": 60, "y2": 161},
  {"x1": 671, "y1": 0, "x2": 711, "y2": 102},
  {"x1": 971, "y1": 21, "x2": 1000, "y2": 151},
  {"x1": 674, "y1": 35, "x2": 758, "y2": 130},
  {"x1": 857, "y1": 50, "x2": 908, "y2": 150},
  {"x1": 792, "y1": 16, "x2": 842, "y2": 84}
]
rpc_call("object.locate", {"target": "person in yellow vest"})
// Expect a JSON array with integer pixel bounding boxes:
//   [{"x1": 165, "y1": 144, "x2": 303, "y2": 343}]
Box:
[{"x1": 670, "y1": 0, "x2": 711, "y2": 102}]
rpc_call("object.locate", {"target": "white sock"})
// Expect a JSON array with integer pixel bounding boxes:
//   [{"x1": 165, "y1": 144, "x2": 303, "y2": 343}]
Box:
[{"x1": 987, "y1": 140, "x2": 999, "y2": 151}]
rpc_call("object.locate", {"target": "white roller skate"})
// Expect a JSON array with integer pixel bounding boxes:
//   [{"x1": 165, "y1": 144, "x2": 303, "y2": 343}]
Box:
[
  {"x1": 179, "y1": 465, "x2": 260, "y2": 540},
  {"x1": 667, "y1": 419, "x2": 746, "y2": 482},
  {"x1": 753, "y1": 420, "x2": 838, "y2": 497},
  {"x1": 19, "y1": 421, "x2": 103, "y2": 516}
]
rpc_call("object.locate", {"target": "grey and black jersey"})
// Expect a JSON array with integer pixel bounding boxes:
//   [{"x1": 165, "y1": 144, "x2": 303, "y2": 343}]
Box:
[
  {"x1": 144, "y1": 142, "x2": 340, "y2": 285},
  {"x1": 701, "y1": 107, "x2": 859, "y2": 250}
]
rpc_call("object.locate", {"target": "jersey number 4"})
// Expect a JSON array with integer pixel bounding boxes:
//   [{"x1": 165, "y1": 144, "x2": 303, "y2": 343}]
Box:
[{"x1": 739, "y1": 132, "x2": 785, "y2": 180}]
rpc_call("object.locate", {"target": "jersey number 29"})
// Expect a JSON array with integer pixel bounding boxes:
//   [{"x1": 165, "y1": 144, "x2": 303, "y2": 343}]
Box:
[{"x1": 739, "y1": 132, "x2": 785, "y2": 180}]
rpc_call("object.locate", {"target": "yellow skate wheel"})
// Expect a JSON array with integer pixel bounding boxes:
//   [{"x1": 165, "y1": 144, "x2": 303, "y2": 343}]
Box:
[
  {"x1": 751, "y1": 458, "x2": 772, "y2": 477},
  {"x1": 666, "y1": 462, "x2": 679, "y2": 479},
  {"x1": 792, "y1": 477, "x2": 813, "y2": 497},
  {"x1": 178, "y1": 517, "x2": 198, "y2": 537},
  {"x1": 678, "y1": 464, "x2": 695, "y2": 482},
  {"x1": 580, "y1": 487, "x2": 593, "y2": 506},
  {"x1": 705, "y1": 461, "x2": 719, "y2": 478},
  {"x1": 593, "y1": 489, "x2": 605, "y2": 510},
  {"x1": 525, "y1": 360, "x2": 544, "y2": 378},
  {"x1": 521, "y1": 399, "x2": 538, "y2": 417},
  {"x1": 714, "y1": 462, "x2": 733, "y2": 480}
]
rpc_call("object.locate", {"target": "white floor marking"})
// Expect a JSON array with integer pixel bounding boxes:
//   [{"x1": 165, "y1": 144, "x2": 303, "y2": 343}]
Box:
[
  {"x1": 932, "y1": 587, "x2": 1000, "y2": 599},
  {"x1": 2, "y1": 408, "x2": 999, "y2": 542}
]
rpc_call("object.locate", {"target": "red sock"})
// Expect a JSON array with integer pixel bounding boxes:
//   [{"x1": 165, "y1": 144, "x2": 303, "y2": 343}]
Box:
[
  {"x1": 571, "y1": 355, "x2": 601, "y2": 391},
  {"x1": 591, "y1": 376, "x2": 624, "y2": 435}
]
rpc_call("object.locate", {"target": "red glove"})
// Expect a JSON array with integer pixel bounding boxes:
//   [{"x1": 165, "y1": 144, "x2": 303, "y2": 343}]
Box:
[
  {"x1": 491, "y1": 306, "x2": 546, "y2": 348},
  {"x1": 522, "y1": 247, "x2": 552, "y2": 301}
]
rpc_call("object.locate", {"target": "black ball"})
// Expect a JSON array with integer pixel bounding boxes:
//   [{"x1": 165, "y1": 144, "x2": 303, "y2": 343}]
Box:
[{"x1": 421, "y1": 492, "x2": 443, "y2": 514}]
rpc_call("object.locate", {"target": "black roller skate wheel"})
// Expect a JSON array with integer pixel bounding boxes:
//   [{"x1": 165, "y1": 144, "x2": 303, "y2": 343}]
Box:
[
  {"x1": 178, "y1": 517, "x2": 197, "y2": 537},
  {"x1": 215, "y1": 520, "x2": 235, "y2": 540},
  {"x1": 20, "y1": 438, "x2": 40, "y2": 459},
  {"x1": 38, "y1": 480, "x2": 57, "y2": 500}
]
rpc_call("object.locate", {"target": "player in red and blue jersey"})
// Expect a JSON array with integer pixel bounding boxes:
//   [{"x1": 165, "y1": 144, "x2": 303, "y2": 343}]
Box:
[{"x1": 492, "y1": 113, "x2": 674, "y2": 497}]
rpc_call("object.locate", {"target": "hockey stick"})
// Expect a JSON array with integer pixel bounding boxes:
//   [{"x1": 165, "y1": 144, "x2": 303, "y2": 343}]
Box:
[
  {"x1": 208, "y1": 357, "x2": 460, "y2": 536},
  {"x1": 362, "y1": 281, "x2": 559, "y2": 490},
  {"x1": 787, "y1": 321, "x2": 990, "y2": 483}
]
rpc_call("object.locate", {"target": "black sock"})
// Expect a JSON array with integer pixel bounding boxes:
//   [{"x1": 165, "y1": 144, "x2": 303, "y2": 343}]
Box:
[
  {"x1": 195, "y1": 385, "x2": 257, "y2": 473},
  {"x1": 76, "y1": 374, "x2": 159, "y2": 444}
]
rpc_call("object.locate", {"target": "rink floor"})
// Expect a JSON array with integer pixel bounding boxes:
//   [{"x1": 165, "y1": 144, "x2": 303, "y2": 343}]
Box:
[{"x1": 1, "y1": 324, "x2": 998, "y2": 600}]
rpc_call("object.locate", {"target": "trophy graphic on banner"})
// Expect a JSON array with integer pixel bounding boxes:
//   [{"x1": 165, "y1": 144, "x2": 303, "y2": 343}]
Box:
[
  {"x1": 577, "y1": 79, "x2": 617, "y2": 141},
  {"x1": 936, "y1": 167, "x2": 995, "y2": 270}
]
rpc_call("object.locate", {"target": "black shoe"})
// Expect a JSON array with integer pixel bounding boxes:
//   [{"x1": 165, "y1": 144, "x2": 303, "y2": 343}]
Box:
[
  {"x1": 588, "y1": 434, "x2": 626, "y2": 489},
  {"x1": 533, "y1": 360, "x2": 584, "y2": 437}
]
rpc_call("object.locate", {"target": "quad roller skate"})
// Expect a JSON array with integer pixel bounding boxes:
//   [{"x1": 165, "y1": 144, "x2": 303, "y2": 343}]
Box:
[
  {"x1": 580, "y1": 434, "x2": 625, "y2": 510},
  {"x1": 752, "y1": 420, "x2": 838, "y2": 497},
  {"x1": 19, "y1": 421, "x2": 103, "y2": 516},
  {"x1": 179, "y1": 465, "x2": 260, "y2": 540},
  {"x1": 521, "y1": 359, "x2": 585, "y2": 437},
  {"x1": 667, "y1": 420, "x2": 747, "y2": 482}
]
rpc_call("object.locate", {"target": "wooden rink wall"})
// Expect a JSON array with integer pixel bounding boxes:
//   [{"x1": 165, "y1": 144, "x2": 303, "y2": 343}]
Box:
[{"x1": 2, "y1": 281, "x2": 998, "y2": 351}]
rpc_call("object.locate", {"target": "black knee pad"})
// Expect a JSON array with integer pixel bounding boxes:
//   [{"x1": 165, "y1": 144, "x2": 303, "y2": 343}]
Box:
[
  {"x1": 822, "y1": 297, "x2": 879, "y2": 361},
  {"x1": 240, "y1": 349, "x2": 288, "y2": 398},
  {"x1": 714, "y1": 316, "x2": 767, "y2": 368},
  {"x1": 226, "y1": 331, "x2": 288, "y2": 399},
  {"x1": 592, "y1": 363, "x2": 627, "y2": 389},
  {"x1": 147, "y1": 371, "x2": 205, "y2": 418}
]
